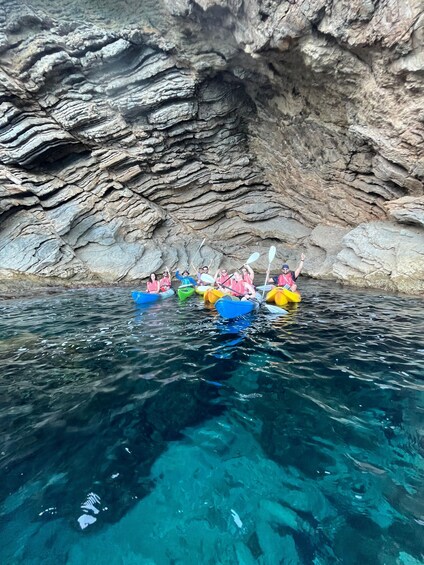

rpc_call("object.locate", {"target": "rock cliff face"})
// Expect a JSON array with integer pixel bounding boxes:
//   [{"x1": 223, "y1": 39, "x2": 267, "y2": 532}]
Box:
[{"x1": 0, "y1": 0, "x2": 423, "y2": 292}]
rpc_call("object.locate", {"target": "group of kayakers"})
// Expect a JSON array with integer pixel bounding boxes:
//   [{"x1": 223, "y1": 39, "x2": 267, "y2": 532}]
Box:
[
  {"x1": 146, "y1": 270, "x2": 172, "y2": 293},
  {"x1": 145, "y1": 253, "x2": 305, "y2": 298}
]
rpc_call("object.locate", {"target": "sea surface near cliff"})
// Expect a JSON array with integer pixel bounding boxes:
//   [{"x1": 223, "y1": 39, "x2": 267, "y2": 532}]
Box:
[{"x1": 0, "y1": 281, "x2": 423, "y2": 564}]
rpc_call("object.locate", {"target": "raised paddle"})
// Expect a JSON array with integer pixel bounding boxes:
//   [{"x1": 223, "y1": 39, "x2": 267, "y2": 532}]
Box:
[
  {"x1": 262, "y1": 246, "x2": 276, "y2": 298},
  {"x1": 260, "y1": 246, "x2": 288, "y2": 316},
  {"x1": 219, "y1": 251, "x2": 260, "y2": 287},
  {"x1": 191, "y1": 238, "x2": 206, "y2": 273}
]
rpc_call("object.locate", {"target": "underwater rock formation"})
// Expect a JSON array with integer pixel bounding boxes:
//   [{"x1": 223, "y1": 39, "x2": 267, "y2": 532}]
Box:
[{"x1": 0, "y1": 0, "x2": 423, "y2": 292}]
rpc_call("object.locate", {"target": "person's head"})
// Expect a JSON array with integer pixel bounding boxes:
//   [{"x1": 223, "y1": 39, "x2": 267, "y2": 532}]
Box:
[
  {"x1": 233, "y1": 271, "x2": 242, "y2": 281},
  {"x1": 220, "y1": 268, "x2": 228, "y2": 277},
  {"x1": 241, "y1": 266, "x2": 247, "y2": 274},
  {"x1": 202, "y1": 266, "x2": 209, "y2": 273},
  {"x1": 281, "y1": 263, "x2": 290, "y2": 273},
  {"x1": 162, "y1": 272, "x2": 168, "y2": 278},
  {"x1": 182, "y1": 270, "x2": 189, "y2": 276},
  {"x1": 148, "y1": 273, "x2": 156, "y2": 282}
]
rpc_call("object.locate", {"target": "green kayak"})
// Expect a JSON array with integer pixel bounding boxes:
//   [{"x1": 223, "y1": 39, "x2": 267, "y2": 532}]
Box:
[{"x1": 177, "y1": 286, "x2": 195, "y2": 300}]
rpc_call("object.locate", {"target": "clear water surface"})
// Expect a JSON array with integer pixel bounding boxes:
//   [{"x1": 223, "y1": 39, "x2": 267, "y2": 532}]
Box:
[{"x1": 0, "y1": 280, "x2": 423, "y2": 565}]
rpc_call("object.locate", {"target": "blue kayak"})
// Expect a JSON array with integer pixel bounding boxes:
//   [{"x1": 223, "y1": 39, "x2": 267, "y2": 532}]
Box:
[
  {"x1": 132, "y1": 289, "x2": 174, "y2": 305},
  {"x1": 215, "y1": 297, "x2": 260, "y2": 320}
]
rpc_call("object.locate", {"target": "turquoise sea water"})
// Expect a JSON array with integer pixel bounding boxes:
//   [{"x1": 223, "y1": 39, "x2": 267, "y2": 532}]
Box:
[{"x1": 0, "y1": 281, "x2": 423, "y2": 564}]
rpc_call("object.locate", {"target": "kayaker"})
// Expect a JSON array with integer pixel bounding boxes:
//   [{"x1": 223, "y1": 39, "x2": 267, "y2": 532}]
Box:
[
  {"x1": 241, "y1": 263, "x2": 254, "y2": 285},
  {"x1": 176, "y1": 269, "x2": 197, "y2": 287},
  {"x1": 269, "y1": 253, "x2": 305, "y2": 291},
  {"x1": 230, "y1": 271, "x2": 256, "y2": 299},
  {"x1": 159, "y1": 269, "x2": 171, "y2": 292},
  {"x1": 197, "y1": 265, "x2": 209, "y2": 285},
  {"x1": 214, "y1": 268, "x2": 229, "y2": 286},
  {"x1": 146, "y1": 273, "x2": 160, "y2": 293}
]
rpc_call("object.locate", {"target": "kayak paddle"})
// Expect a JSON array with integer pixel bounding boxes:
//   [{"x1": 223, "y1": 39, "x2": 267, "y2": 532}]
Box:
[
  {"x1": 262, "y1": 246, "x2": 276, "y2": 298},
  {"x1": 191, "y1": 238, "x2": 206, "y2": 273},
  {"x1": 260, "y1": 246, "x2": 287, "y2": 315},
  {"x1": 219, "y1": 252, "x2": 260, "y2": 286}
]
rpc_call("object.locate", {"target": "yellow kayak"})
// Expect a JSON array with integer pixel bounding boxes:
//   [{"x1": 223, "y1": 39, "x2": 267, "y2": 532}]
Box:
[
  {"x1": 282, "y1": 288, "x2": 302, "y2": 303},
  {"x1": 275, "y1": 291, "x2": 289, "y2": 307},
  {"x1": 266, "y1": 287, "x2": 301, "y2": 304},
  {"x1": 204, "y1": 288, "x2": 225, "y2": 304}
]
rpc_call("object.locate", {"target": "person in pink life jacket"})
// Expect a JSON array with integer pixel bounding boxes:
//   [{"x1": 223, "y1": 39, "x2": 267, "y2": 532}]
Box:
[
  {"x1": 146, "y1": 273, "x2": 160, "y2": 293},
  {"x1": 269, "y1": 253, "x2": 305, "y2": 291},
  {"x1": 230, "y1": 272, "x2": 256, "y2": 299},
  {"x1": 214, "y1": 268, "x2": 230, "y2": 287},
  {"x1": 241, "y1": 263, "x2": 254, "y2": 286},
  {"x1": 159, "y1": 268, "x2": 171, "y2": 292}
]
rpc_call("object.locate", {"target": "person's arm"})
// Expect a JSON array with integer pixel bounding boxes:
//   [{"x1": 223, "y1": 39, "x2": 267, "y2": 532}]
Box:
[
  {"x1": 189, "y1": 276, "x2": 197, "y2": 286},
  {"x1": 268, "y1": 275, "x2": 277, "y2": 284},
  {"x1": 175, "y1": 270, "x2": 183, "y2": 282},
  {"x1": 214, "y1": 269, "x2": 221, "y2": 282},
  {"x1": 294, "y1": 253, "x2": 305, "y2": 279}
]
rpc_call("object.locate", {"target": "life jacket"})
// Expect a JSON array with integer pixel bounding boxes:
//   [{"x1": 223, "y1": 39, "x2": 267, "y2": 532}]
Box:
[
  {"x1": 242, "y1": 273, "x2": 253, "y2": 285},
  {"x1": 277, "y1": 272, "x2": 295, "y2": 288},
  {"x1": 147, "y1": 280, "x2": 160, "y2": 293},
  {"x1": 231, "y1": 279, "x2": 247, "y2": 296},
  {"x1": 159, "y1": 276, "x2": 171, "y2": 292},
  {"x1": 217, "y1": 274, "x2": 229, "y2": 286}
]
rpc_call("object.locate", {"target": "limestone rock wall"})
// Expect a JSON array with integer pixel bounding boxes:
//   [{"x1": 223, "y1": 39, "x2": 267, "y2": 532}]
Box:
[{"x1": 0, "y1": 0, "x2": 423, "y2": 292}]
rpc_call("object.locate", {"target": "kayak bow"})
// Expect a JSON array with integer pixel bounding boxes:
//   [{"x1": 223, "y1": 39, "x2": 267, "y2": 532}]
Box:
[
  {"x1": 215, "y1": 296, "x2": 260, "y2": 320},
  {"x1": 132, "y1": 289, "x2": 175, "y2": 304}
]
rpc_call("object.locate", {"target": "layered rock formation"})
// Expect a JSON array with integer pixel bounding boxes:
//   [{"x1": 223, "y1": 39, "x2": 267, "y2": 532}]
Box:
[{"x1": 0, "y1": 0, "x2": 423, "y2": 292}]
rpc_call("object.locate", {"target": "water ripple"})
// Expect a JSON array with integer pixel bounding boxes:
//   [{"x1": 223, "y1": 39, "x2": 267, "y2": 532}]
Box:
[{"x1": 0, "y1": 281, "x2": 423, "y2": 564}]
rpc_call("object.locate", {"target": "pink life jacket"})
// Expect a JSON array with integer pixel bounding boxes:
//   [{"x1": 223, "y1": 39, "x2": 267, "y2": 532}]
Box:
[
  {"x1": 147, "y1": 280, "x2": 160, "y2": 293},
  {"x1": 242, "y1": 272, "x2": 253, "y2": 285},
  {"x1": 159, "y1": 276, "x2": 171, "y2": 291},
  {"x1": 277, "y1": 272, "x2": 295, "y2": 287},
  {"x1": 231, "y1": 280, "x2": 247, "y2": 296},
  {"x1": 217, "y1": 274, "x2": 229, "y2": 286}
]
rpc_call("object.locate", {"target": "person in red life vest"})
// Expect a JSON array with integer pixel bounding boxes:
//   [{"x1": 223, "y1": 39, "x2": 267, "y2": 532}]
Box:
[
  {"x1": 159, "y1": 268, "x2": 171, "y2": 292},
  {"x1": 214, "y1": 268, "x2": 230, "y2": 287},
  {"x1": 269, "y1": 253, "x2": 305, "y2": 291},
  {"x1": 241, "y1": 263, "x2": 254, "y2": 285},
  {"x1": 230, "y1": 271, "x2": 256, "y2": 299},
  {"x1": 146, "y1": 273, "x2": 160, "y2": 293}
]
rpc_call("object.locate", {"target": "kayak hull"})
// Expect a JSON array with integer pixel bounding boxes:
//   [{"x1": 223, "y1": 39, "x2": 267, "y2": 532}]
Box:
[
  {"x1": 132, "y1": 289, "x2": 174, "y2": 304},
  {"x1": 282, "y1": 288, "x2": 302, "y2": 303},
  {"x1": 275, "y1": 291, "x2": 289, "y2": 307},
  {"x1": 204, "y1": 288, "x2": 225, "y2": 304},
  {"x1": 266, "y1": 287, "x2": 301, "y2": 304},
  {"x1": 178, "y1": 286, "x2": 195, "y2": 300},
  {"x1": 215, "y1": 297, "x2": 259, "y2": 320}
]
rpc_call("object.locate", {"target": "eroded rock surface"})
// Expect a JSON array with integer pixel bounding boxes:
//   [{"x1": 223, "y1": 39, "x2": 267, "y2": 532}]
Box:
[{"x1": 0, "y1": 0, "x2": 423, "y2": 292}]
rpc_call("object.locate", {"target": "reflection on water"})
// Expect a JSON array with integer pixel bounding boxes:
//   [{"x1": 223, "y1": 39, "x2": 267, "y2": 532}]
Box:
[{"x1": 0, "y1": 281, "x2": 423, "y2": 564}]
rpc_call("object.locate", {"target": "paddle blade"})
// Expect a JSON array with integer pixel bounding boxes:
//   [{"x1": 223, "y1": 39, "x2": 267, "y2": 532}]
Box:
[
  {"x1": 263, "y1": 303, "x2": 288, "y2": 316},
  {"x1": 268, "y1": 245, "x2": 276, "y2": 263},
  {"x1": 246, "y1": 252, "x2": 260, "y2": 265},
  {"x1": 200, "y1": 273, "x2": 215, "y2": 284},
  {"x1": 257, "y1": 284, "x2": 273, "y2": 292}
]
